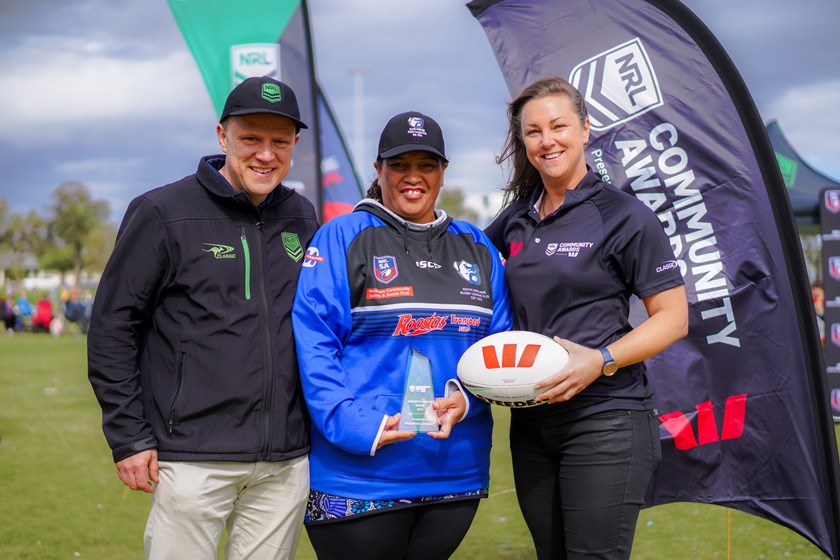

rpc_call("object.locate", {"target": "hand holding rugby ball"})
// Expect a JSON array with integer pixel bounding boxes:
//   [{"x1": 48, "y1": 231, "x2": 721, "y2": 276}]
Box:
[{"x1": 456, "y1": 331, "x2": 570, "y2": 407}]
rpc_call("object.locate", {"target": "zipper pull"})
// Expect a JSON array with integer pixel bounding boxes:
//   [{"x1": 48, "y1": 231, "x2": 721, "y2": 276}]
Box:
[{"x1": 168, "y1": 419, "x2": 174, "y2": 434}]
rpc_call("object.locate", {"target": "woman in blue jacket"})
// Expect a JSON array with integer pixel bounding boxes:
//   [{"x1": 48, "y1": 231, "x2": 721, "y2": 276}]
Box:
[{"x1": 293, "y1": 111, "x2": 512, "y2": 559}]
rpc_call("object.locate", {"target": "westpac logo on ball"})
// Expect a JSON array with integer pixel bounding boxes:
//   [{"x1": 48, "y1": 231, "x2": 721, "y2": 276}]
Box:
[{"x1": 570, "y1": 37, "x2": 663, "y2": 132}]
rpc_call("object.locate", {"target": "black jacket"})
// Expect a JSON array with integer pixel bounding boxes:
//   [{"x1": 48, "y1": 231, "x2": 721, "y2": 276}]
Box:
[{"x1": 88, "y1": 155, "x2": 318, "y2": 462}]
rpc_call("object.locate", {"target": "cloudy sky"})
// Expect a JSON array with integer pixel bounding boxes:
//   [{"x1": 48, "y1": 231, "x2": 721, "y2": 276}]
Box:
[{"x1": 2, "y1": 0, "x2": 839, "y2": 226}]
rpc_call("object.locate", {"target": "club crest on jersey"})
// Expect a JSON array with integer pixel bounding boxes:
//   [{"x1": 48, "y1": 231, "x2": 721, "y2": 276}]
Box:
[
  {"x1": 373, "y1": 255, "x2": 399, "y2": 284},
  {"x1": 825, "y1": 190, "x2": 840, "y2": 214},
  {"x1": 454, "y1": 260, "x2": 480, "y2": 286}
]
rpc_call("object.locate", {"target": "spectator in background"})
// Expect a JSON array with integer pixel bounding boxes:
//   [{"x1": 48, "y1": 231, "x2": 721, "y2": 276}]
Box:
[
  {"x1": 16, "y1": 291, "x2": 33, "y2": 332},
  {"x1": 31, "y1": 297, "x2": 53, "y2": 333},
  {"x1": 0, "y1": 293, "x2": 16, "y2": 334}
]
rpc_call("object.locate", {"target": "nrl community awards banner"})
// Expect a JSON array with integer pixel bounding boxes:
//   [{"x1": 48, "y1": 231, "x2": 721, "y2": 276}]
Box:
[
  {"x1": 167, "y1": 0, "x2": 362, "y2": 221},
  {"x1": 819, "y1": 188, "x2": 840, "y2": 420},
  {"x1": 468, "y1": 0, "x2": 840, "y2": 556}
]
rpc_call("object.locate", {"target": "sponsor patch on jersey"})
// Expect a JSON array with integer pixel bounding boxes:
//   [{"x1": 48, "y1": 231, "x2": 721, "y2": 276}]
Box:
[
  {"x1": 544, "y1": 242, "x2": 594, "y2": 258},
  {"x1": 509, "y1": 242, "x2": 524, "y2": 257},
  {"x1": 302, "y1": 247, "x2": 325, "y2": 268},
  {"x1": 203, "y1": 243, "x2": 236, "y2": 259},
  {"x1": 656, "y1": 260, "x2": 679, "y2": 274},
  {"x1": 454, "y1": 260, "x2": 480, "y2": 285},
  {"x1": 366, "y1": 286, "x2": 414, "y2": 300},
  {"x1": 373, "y1": 255, "x2": 399, "y2": 284},
  {"x1": 392, "y1": 313, "x2": 448, "y2": 336}
]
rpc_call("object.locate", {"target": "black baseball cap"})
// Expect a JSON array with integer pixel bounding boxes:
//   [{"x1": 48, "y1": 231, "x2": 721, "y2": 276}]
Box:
[
  {"x1": 377, "y1": 111, "x2": 447, "y2": 162},
  {"x1": 220, "y1": 76, "x2": 308, "y2": 129}
]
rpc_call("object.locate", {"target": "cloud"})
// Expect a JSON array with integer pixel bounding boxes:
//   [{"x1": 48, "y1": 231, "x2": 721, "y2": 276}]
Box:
[{"x1": 768, "y1": 80, "x2": 840, "y2": 180}]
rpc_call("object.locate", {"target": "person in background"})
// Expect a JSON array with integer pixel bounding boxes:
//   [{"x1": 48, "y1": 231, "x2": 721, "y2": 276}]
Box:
[
  {"x1": 811, "y1": 281, "x2": 825, "y2": 344},
  {"x1": 87, "y1": 77, "x2": 318, "y2": 559},
  {"x1": 485, "y1": 76, "x2": 688, "y2": 559},
  {"x1": 293, "y1": 111, "x2": 512, "y2": 559}
]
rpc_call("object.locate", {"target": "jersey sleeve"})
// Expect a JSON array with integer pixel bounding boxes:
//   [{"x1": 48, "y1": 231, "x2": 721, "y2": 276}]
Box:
[
  {"x1": 87, "y1": 196, "x2": 170, "y2": 461},
  {"x1": 609, "y1": 199, "x2": 685, "y2": 299},
  {"x1": 292, "y1": 219, "x2": 388, "y2": 455}
]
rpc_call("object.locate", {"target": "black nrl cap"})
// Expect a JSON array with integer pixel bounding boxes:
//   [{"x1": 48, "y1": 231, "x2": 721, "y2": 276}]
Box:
[
  {"x1": 377, "y1": 111, "x2": 448, "y2": 162},
  {"x1": 220, "y1": 76, "x2": 308, "y2": 129}
]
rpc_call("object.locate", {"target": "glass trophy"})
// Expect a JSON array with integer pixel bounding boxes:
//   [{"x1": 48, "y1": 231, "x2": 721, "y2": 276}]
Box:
[{"x1": 399, "y1": 347, "x2": 439, "y2": 433}]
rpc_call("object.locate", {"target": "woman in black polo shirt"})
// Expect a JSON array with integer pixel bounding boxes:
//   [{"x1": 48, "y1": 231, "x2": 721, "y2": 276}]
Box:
[{"x1": 485, "y1": 76, "x2": 688, "y2": 559}]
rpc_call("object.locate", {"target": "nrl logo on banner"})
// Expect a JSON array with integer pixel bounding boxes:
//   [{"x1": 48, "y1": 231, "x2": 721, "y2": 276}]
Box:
[
  {"x1": 231, "y1": 43, "x2": 281, "y2": 86},
  {"x1": 830, "y1": 257, "x2": 840, "y2": 281},
  {"x1": 824, "y1": 189, "x2": 840, "y2": 214},
  {"x1": 570, "y1": 37, "x2": 663, "y2": 132}
]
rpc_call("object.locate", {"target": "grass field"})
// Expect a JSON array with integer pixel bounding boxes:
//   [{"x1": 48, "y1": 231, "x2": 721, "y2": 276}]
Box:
[{"x1": 1, "y1": 333, "x2": 837, "y2": 559}]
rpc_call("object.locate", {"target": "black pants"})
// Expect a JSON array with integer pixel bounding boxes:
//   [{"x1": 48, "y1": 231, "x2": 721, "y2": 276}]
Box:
[
  {"x1": 306, "y1": 499, "x2": 480, "y2": 560},
  {"x1": 510, "y1": 409, "x2": 661, "y2": 560}
]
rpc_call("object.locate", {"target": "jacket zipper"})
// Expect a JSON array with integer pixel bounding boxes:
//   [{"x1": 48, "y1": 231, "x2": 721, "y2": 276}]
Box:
[
  {"x1": 167, "y1": 349, "x2": 186, "y2": 434},
  {"x1": 240, "y1": 227, "x2": 251, "y2": 301},
  {"x1": 253, "y1": 220, "x2": 274, "y2": 459}
]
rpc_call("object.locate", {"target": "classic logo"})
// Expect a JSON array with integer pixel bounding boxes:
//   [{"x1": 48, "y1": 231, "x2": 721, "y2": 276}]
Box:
[
  {"x1": 570, "y1": 37, "x2": 663, "y2": 132},
  {"x1": 203, "y1": 243, "x2": 236, "y2": 259},
  {"x1": 656, "y1": 260, "x2": 679, "y2": 274},
  {"x1": 230, "y1": 43, "x2": 281, "y2": 86},
  {"x1": 281, "y1": 232, "x2": 303, "y2": 262},
  {"x1": 482, "y1": 343, "x2": 540, "y2": 369},
  {"x1": 392, "y1": 313, "x2": 448, "y2": 336},
  {"x1": 825, "y1": 190, "x2": 840, "y2": 214},
  {"x1": 659, "y1": 394, "x2": 747, "y2": 451},
  {"x1": 454, "y1": 260, "x2": 480, "y2": 286},
  {"x1": 830, "y1": 257, "x2": 840, "y2": 281},
  {"x1": 509, "y1": 242, "x2": 524, "y2": 257},
  {"x1": 373, "y1": 255, "x2": 399, "y2": 284},
  {"x1": 302, "y1": 247, "x2": 325, "y2": 268}
]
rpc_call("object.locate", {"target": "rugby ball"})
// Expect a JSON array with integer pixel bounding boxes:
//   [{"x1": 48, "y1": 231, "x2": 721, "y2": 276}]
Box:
[{"x1": 457, "y1": 331, "x2": 569, "y2": 407}]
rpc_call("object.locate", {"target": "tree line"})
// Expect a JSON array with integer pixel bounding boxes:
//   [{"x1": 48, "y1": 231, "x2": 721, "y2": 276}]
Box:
[{"x1": 0, "y1": 182, "x2": 115, "y2": 282}]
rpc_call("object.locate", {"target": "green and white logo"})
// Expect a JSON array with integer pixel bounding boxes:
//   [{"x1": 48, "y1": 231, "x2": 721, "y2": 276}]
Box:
[
  {"x1": 281, "y1": 232, "x2": 303, "y2": 262},
  {"x1": 231, "y1": 43, "x2": 281, "y2": 87},
  {"x1": 262, "y1": 83, "x2": 282, "y2": 103},
  {"x1": 203, "y1": 243, "x2": 237, "y2": 259}
]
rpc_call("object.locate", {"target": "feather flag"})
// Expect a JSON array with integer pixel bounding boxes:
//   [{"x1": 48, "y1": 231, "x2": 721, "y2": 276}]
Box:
[
  {"x1": 468, "y1": 0, "x2": 840, "y2": 555},
  {"x1": 167, "y1": 0, "x2": 362, "y2": 221}
]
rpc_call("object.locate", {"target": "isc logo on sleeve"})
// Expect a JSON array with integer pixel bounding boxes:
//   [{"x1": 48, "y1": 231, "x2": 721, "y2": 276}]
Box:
[{"x1": 570, "y1": 37, "x2": 663, "y2": 132}]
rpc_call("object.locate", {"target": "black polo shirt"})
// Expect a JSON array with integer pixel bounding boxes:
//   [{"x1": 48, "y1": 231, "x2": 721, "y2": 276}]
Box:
[{"x1": 485, "y1": 171, "x2": 684, "y2": 426}]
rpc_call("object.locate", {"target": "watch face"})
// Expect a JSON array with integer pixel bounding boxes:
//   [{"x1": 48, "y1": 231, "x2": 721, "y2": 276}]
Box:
[{"x1": 603, "y1": 362, "x2": 619, "y2": 376}]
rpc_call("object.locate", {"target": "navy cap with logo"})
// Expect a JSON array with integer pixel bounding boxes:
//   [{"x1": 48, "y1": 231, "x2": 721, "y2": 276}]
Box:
[
  {"x1": 377, "y1": 111, "x2": 448, "y2": 162},
  {"x1": 220, "y1": 76, "x2": 308, "y2": 130}
]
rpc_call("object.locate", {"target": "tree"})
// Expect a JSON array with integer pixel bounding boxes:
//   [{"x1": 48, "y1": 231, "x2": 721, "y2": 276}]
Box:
[
  {"x1": 48, "y1": 182, "x2": 110, "y2": 281},
  {"x1": 437, "y1": 187, "x2": 479, "y2": 224}
]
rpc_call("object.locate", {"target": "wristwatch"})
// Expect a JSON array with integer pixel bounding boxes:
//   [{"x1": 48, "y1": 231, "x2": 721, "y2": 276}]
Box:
[{"x1": 599, "y1": 347, "x2": 618, "y2": 376}]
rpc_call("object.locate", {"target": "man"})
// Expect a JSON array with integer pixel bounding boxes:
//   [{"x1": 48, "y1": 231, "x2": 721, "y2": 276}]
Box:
[{"x1": 88, "y1": 77, "x2": 318, "y2": 559}]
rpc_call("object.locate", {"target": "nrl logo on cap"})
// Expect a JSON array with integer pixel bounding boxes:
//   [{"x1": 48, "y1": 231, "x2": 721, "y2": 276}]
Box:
[
  {"x1": 570, "y1": 37, "x2": 663, "y2": 132},
  {"x1": 407, "y1": 117, "x2": 427, "y2": 138},
  {"x1": 262, "y1": 83, "x2": 282, "y2": 103},
  {"x1": 231, "y1": 43, "x2": 281, "y2": 86}
]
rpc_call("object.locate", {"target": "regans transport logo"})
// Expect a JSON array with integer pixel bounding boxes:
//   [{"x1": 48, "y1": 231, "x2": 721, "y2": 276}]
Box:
[
  {"x1": 203, "y1": 243, "x2": 236, "y2": 259},
  {"x1": 570, "y1": 37, "x2": 663, "y2": 132}
]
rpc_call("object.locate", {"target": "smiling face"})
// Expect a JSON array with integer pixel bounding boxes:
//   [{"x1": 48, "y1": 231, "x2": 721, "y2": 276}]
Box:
[
  {"x1": 520, "y1": 94, "x2": 590, "y2": 191},
  {"x1": 216, "y1": 113, "x2": 300, "y2": 206},
  {"x1": 375, "y1": 151, "x2": 447, "y2": 224}
]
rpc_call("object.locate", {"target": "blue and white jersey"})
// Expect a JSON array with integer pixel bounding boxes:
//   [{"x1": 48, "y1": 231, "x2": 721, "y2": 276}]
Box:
[{"x1": 293, "y1": 199, "x2": 512, "y2": 500}]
